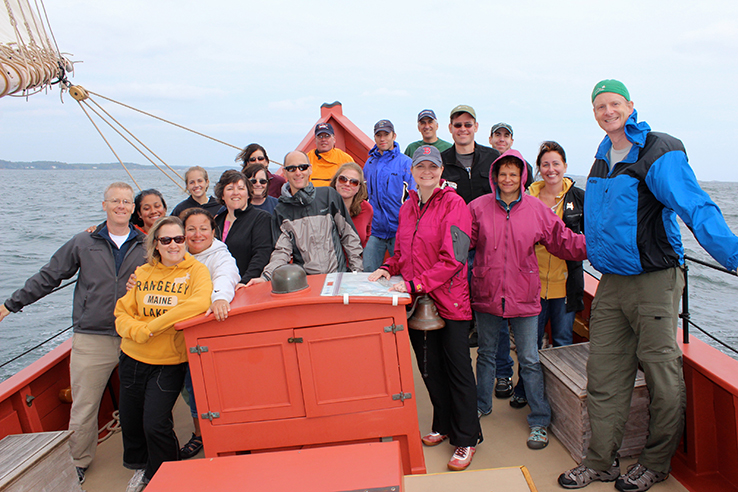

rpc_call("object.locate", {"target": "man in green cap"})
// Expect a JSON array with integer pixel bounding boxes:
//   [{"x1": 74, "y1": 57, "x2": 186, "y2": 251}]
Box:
[{"x1": 558, "y1": 81, "x2": 738, "y2": 491}]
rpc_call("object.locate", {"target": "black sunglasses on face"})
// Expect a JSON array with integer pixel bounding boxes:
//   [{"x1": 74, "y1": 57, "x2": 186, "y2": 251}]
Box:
[
  {"x1": 453, "y1": 122, "x2": 474, "y2": 129},
  {"x1": 337, "y1": 175, "x2": 360, "y2": 187},
  {"x1": 249, "y1": 178, "x2": 268, "y2": 185},
  {"x1": 157, "y1": 235, "x2": 186, "y2": 245},
  {"x1": 248, "y1": 156, "x2": 267, "y2": 162},
  {"x1": 284, "y1": 164, "x2": 310, "y2": 173}
]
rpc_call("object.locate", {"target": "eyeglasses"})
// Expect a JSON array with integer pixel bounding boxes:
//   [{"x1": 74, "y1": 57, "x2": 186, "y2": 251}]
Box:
[
  {"x1": 157, "y1": 235, "x2": 186, "y2": 245},
  {"x1": 337, "y1": 175, "x2": 360, "y2": 187},
  {"x1": 316, "y1": 134, "x2": 332, "y2": 140},
  {"x1": 248, "y1": 156, "x2": 267, "y2": 162},
  {"x1": 105, "y1": 199, "x2": 133, "y2": 206},
  {"x1": 452, "y1": 122, "x2": 475, "y2": 129},
  {"x1": 284, "y1": 164, "x2": 311, "y2": 173},
  {"x1": 249, "y1": 178, "x2": 268, "y2": 185}
]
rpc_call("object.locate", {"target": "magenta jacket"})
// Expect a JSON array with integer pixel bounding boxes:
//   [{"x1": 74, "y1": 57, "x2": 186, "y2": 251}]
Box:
[
  {"x1": 382, "y1": 183, "x2": 472, "y2": 321},
  {"x1": 468, "y1": 150, "x2": 587, "y2": 318}
]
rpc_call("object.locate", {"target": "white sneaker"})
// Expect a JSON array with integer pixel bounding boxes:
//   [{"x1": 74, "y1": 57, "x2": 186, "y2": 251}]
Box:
[{"x1": 126, "y1": 469, "x2": 147, "y2": 492}]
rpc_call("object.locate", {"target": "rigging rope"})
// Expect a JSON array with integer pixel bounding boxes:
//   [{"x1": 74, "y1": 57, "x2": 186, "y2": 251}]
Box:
[{"x1": 0, "y1": 325, "x2": 72, "y2": 369}]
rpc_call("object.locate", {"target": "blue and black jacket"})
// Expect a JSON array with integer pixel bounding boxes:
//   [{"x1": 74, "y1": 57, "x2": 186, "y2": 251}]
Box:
[{"x1": 585, "y1": 110, "x2": 738, "y2": 275}]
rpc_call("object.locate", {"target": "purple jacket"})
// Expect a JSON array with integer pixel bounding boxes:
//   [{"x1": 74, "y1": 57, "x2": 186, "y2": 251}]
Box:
[
  {"x1": 383, "y1": 183, "x2": 472, "y2": 321},
  {"x1": 468, "y1": 150, "x2": 587, "y2": 318}
]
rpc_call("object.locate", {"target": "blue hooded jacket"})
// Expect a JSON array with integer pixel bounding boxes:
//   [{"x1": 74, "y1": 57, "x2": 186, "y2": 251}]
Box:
[
  {"x1": 364, "y1": 141, "x2": 415, "y2": 239},
  {"x1": 585, "y1": 109, "x2": 738, "y2": 275}
]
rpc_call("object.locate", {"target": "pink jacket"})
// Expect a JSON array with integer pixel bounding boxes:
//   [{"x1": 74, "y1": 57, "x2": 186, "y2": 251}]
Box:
[
  {"x1": 383, "y1": 183, "x2": 472, "y2": 321},
  {"x1": 468, "y1": 150, "x2": 587, "y2": 318}
]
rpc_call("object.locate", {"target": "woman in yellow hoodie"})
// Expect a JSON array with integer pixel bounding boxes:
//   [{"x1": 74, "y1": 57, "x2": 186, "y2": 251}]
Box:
[
  {"x1": 115, "y1": 216, "x2": 212, "y2": 491},
  {"x1": 511, "y1": 141, "x2": 585, "y2": 407}
]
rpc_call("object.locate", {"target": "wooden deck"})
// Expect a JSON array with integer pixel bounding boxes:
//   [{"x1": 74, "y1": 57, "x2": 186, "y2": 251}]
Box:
[{"x1": 80, "y1": 348, "x2": 689, "y2": 492}]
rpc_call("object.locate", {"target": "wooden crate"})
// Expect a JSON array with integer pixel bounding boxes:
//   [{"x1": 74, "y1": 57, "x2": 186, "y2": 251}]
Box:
[
  {"x1": 539, "y1": 342, "x2": 650, "y2": 463},
  {"x1": 0, "y1": 430, "x2": 82, "y2": 492}
]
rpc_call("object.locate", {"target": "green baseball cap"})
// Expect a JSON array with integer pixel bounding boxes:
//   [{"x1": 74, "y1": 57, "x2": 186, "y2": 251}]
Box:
[
  {"x1": 591, "y1": 79, "x2": 630, "y2": 103},
  {"x1": 450, "y1": 104, "x2": 476, "y2": 120}
]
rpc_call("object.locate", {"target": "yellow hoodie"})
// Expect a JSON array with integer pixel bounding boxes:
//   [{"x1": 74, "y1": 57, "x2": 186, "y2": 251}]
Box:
[
  {"x1": 115, "y1": 253, "x2": 212, "y2": 365},
  {"x1": 528, "y1": 178, "x2": 573, "y2": 300}
]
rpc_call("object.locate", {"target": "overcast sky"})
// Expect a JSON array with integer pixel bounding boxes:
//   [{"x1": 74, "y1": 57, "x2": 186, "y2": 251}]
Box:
[{"x1": 2, "y1": 0, "x2": 737, "y2": 182}]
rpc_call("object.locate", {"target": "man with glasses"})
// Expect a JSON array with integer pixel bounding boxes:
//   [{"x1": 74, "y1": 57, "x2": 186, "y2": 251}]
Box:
[
  {"x1": 307, "y1": 122, "x2": 353, "y2": 187},
  {"x1": 363, "y1": 119, "x2": 415, "y2": 272},
  {"x1": 246, "y1": 151, "x2": 362, "y2": 286},
  {"x1": 441, "y1": 105, "x2": 500, "y2": 204},
  {"x1": 0, "y1": 182, "x2": 146, "y2": 485},
  {"x1": 404, "y1": 109, "x2": 453, "y2": 157}
]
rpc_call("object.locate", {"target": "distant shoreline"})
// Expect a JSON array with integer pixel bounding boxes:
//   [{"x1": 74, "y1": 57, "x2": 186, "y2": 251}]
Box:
[{"x1": 0, "y1": 160, "x2": 233, "y2": 173}]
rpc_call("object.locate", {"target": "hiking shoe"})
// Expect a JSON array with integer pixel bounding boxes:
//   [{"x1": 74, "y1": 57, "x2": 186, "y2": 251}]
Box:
[
  {"x1": 527, "y1": 426, "x2": 548, "y2": 449},
  {"x1": 615, "y1": 463, "x2": 669, "y2": 491},
  {"x1": 179, "y1": 432, "x2": 203, "y2": 459},
  {"x1": 558, "y1": 459, "x2": 620, "y2": 489},
  {"x1": 510, "y1": 394, "x2": 528, "y2": 409},
  {"x1": 447, "y1": 446, "x2": 475, "y2": 471},
  {"x1": 76, "y1": 467, "x2": 87, "y2": 484},
  {"x1": 126, "y1": 469, "x2": 147, "y2": 492},
  {"x1": 494, "y1": 377, "x2": 514, "y2": 398},
  {"x1": 421, "y1": 431, "x2": 448, "y2": 446}
]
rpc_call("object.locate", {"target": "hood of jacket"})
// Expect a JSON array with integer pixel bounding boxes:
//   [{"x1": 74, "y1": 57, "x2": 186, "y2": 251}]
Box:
[
  {"x1": 279, "y1": 182, "x2": 316, "y2": 206},
  {"x1": 368, "y1": 141, "x2": 402, "y2": 159},
  {"x1": 192, "y1": 238, "x2": 229, "y2": 263},
  {"x1": 527, "y1": 176, "x2": 574, "y2": 200},
  {"x1": 489, "y1": 149, "x2": 529, "y2": 194}
]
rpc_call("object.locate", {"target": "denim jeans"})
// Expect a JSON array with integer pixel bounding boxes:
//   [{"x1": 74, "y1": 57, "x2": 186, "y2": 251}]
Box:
[
  {"x1": 183, "y1": 366, "x2": 198, "y2": 419},
  {"x1": 119, "y1": 353, "x2": 187, "y2": 480},
  {"x1": 363, "y1": 235, "x2": 395, "y2": 272},
  {"x1": 476, "y1": 312, "x2": 551, "y2": 428},
  {"x1": 514, "y1": 297, "x2": 575, "y2": 398}
]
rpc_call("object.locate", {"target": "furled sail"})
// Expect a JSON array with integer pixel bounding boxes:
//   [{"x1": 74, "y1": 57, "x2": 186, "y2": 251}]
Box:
[{"x1": 0, "y1": 0, "x2": 69, "y2": 97}]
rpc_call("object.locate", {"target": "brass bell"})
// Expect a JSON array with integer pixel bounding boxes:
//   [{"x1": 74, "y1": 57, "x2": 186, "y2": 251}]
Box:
[{"x1": 407, "y1": 294, "x2": 445, "y2": 331}]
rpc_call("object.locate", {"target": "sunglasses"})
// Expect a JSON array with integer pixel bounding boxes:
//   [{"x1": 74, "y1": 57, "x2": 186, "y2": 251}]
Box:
[
  {"x1": 337, "y1": 175, "x2": 360, "y2": 187},
  {"x1": 248, "y1": 156, "x2": 266, "y2": 162},
  {"x1": 157, "y1": 235, "x2": 186, "y2": 245},
  {"x1": 452, "y1": 122, "x2": 475, "y2": 129},
  {"x1": 249, "y1": 178, "x2": 268, "y2": 185},
  {"x1": 284, "y1": 164, "x2": 310, "y2": 173}
]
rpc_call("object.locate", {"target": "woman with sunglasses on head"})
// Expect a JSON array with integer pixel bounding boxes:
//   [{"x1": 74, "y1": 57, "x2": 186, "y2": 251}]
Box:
[
  {"x1": 213, "y1": 170, "x2": 273, "y2": 288},
  {"x1": 243, "y1": 163, "x2": 279, "y2": 214},
  {"x1": 114, "y1": 216, "x2": 212, "y2": 491},
  {"x1": 330, "y1": 163, "x2": 373, "y2": 247},
  {"x1": 236, "y1": 143, "x2": 286, "y2": 199},
  {"x1": 170, "y1": 166, "x2": 224, "y2": 218}
]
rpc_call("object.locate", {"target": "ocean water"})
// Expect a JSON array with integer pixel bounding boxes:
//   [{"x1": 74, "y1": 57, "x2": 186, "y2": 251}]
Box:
[{"x1": 1, "y1": 169, "x2": 737, "y2": 381}]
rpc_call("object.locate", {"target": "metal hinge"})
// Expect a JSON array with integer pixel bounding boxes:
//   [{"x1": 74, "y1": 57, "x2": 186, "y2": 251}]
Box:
[
  {"x1": 288, "y1": 337, "x2": 303, "y2": 343},
  {"x1": 189, "y1": 345, "x2": 209, "y2": 355},
  {"x1": 384, "y1": 324, "x2": 404, "y2": 333},
  {"x1": 25, "y1": 394, "x2": 35, "y2": 407},
  {"x1": 392, "y1": 392, "x2": 412, "y2": 401},
  {"x1": 200, "y1": 412, "x2": 220, "y2": 421}
]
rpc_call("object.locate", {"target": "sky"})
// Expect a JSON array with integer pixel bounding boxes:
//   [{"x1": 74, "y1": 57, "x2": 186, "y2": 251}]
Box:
[{"x1": 2, "y1": 0, "x2": 738, "y2": 181}]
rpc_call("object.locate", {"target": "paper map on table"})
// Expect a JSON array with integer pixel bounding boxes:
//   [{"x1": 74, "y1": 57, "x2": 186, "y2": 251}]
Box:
[{"x1": 320, "y1": 272, "x2": 411, "y2": 298}]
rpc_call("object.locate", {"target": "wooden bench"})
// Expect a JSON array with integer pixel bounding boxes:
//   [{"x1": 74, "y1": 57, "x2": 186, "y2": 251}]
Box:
[
  {"x1": 540, "y1": 342, "x2": 650, "y2": 463},
  {"x1": 0, "y1": 430, "x2": 82, "y2": 491}
]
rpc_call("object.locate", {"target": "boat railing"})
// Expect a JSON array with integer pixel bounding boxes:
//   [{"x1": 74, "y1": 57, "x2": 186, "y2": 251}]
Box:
[
  {"x1": 0, "y1": 277, "x2": 77, "y2": 371},
  {"x1": 681, "y1": 254, "x2": 738, "y2": 356}
]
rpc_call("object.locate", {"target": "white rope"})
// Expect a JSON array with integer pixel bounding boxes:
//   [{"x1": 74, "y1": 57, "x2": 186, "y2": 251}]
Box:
[{"x1": 97, "y1": 410, "x2": 121, "y2": 444}]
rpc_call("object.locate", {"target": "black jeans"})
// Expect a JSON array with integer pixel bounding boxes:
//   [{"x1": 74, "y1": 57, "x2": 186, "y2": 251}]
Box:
[
  {"x1": 119, "y1": 352, "x2": 187, "y2": 480},
  {"x1": 409, "y1": 318, "x2": 482, "y2": 448}
]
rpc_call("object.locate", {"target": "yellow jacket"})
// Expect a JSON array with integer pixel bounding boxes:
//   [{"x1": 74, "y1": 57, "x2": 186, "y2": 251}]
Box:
[
  {"x1": 115, "y1": 253, "x2": 212, "y2": 365},
  {"x1": 308, "y1": 147, "x2": 354, "y2": 186},
  {"x1": 528, "y1": 178, "x2": 573, "y2": 300}
]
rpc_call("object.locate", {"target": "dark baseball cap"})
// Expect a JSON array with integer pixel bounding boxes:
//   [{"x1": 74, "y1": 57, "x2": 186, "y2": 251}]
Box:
[
  {"x1": 315, "y1": 122, "x2": 334, "y2": 136},
  {"x1": 417, "y1": 109, "x2": 437, "y2": 122},
  {"x1": 412, "y1": 145, "x2": 443, "y2": 167},
  {"x1": 374, "y1": 119, "x2": 395, "y2": 135},
  {"x1": 491, "y1": 122, "x2": 513, "y2": 137}
]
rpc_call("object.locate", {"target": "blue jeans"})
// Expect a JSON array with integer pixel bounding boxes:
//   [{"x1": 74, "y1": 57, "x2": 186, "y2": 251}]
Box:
[
  {"x1": 514, "y1": 297, "x2": 575, "y2": 398},
  {"x1": 363, "y1": 235, "x2": 395, "y2": 272},
  {"x1": 496, "y1": 322, "x2": 514, "y2": 379},
  {"x1": 476, "y1": 312, "x2": 551, "y2": 428}
]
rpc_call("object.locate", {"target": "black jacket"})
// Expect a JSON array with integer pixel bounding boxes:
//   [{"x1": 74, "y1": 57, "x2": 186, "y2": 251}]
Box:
[
  {"x1": 562, "y1": 184, "x2": 585, "y2": 312},
  {"x1": 214, "y1": 205, "x2": 273, "y2": 284},
  {"x1": 441, "y1": 143, "x2": 501, "y2": 203}
]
